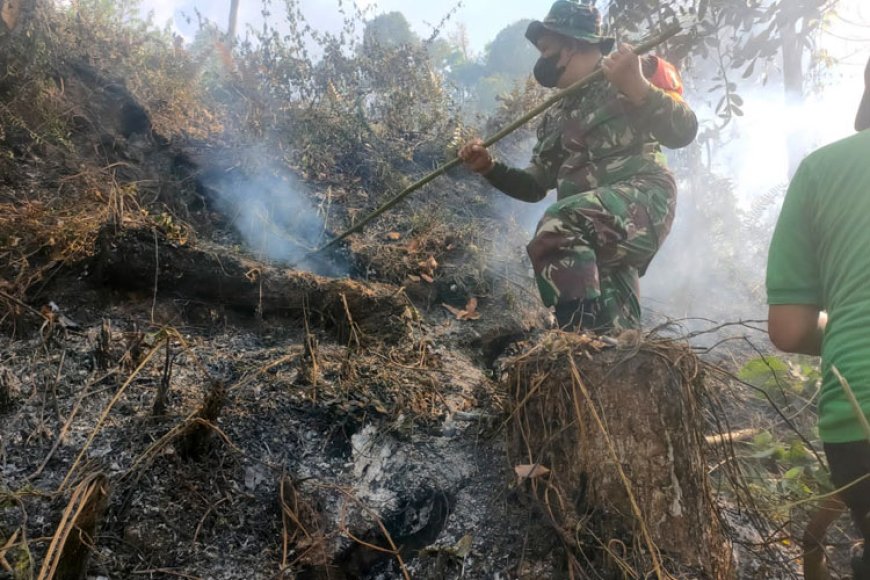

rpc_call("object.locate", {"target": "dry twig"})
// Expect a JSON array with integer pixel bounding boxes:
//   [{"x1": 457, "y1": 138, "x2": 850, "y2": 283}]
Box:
[{"x1": 37, "y1": 473, "x2": 109, "y2": 580}]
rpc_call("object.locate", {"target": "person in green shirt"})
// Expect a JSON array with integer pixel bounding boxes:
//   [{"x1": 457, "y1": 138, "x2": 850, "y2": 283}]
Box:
[{"x1": 766, "y1": 56, "x2": 870, "y2": 578}]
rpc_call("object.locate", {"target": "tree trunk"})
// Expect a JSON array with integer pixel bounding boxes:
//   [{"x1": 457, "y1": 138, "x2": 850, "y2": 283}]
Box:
[
  {"x1": 781, "y1": 14, "x2": 806, "y2": 177},
  {"x1": 227, "y1": 0, "x2": 240, "y2": 40},
  {"x1": 504, "y1": 333, "x2": 735, "y2": 578},
  {"x1": 92, "y1": 226, "x2": 414, "y2": 343}
]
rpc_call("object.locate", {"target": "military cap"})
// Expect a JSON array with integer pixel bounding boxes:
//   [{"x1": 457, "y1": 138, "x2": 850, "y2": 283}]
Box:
[{"x1": 526, "y1": 1, "x2": 615, "y2": 54}]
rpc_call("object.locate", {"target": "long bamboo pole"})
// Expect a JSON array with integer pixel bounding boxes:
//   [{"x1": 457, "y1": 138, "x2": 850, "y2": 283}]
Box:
[{"x1": 314, "y1": 22, "x2": 683, "y2": 254}]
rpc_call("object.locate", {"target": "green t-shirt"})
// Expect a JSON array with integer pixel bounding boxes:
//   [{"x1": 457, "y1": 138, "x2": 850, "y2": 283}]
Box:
[{"x1": 767, "y1": 130, "x2": 870, "y2": 443}]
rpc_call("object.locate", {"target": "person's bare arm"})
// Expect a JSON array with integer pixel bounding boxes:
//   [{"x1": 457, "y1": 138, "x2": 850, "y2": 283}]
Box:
[{"x1": 768, "y1": 304, "x2": 827, "y2": 356}]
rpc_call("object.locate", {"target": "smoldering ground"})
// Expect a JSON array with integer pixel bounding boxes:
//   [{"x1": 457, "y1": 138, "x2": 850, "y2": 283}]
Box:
[{"x1": 198, "y1": 147, "x2": 348, "y2": 277}]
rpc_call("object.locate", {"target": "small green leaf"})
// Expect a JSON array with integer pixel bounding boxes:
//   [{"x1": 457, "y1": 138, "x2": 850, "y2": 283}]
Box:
[
  {"x1": 786, "y1": 441, "x2": 811, "y2": 463},
  {"x1": 752, "y1": 431, "x2": 774, "y2": 447},
  {"x1": 739, "y1": 356, "x2": 791, "y2": 392},
  {"x1": 750, "y1": 447, "x2": 778, "y2": 459},
  {"x1": 784, "y1": 466, "x2": 804, "y2": 480}
]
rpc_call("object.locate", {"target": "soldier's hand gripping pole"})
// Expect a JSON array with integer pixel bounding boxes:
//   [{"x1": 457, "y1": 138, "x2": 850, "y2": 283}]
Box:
[{"x1": 314, "y1": 22, "x2": 683, "y2": 255}]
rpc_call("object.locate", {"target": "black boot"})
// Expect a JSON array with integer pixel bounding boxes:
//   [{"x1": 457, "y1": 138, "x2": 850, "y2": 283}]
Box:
[{"x1": 554, "y1": 299, "x2": 599, "y2": 332}]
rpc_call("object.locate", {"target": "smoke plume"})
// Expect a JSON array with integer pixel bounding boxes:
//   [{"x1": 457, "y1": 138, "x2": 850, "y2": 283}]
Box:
[{"x1": 199, "y1": 149, "x2": 347, "y2": 277}]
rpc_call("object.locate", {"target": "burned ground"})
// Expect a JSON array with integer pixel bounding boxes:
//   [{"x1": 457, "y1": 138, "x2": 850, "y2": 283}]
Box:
[
  {"x1": 0, "y1": 16, "x2": 559, "y2": 577},
  {"x1": 0, "y1": 4, "x2": 863, "y2": 579}
]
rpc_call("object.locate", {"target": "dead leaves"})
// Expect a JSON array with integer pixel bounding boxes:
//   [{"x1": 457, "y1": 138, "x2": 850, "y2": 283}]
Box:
[
  {"x1": 1, "y1": 0, "x2": 22, "y2": 32},
  {"x1": 419, "y1": 256, "x2": 438, "y2": 283},
  {"x1": 443, "y1": 297, "x2": 481, "y2": 321},
  {"x1": 407, "y1": 255, "x2": 438, "y2": 284},
  {"x1": 39, "y1": 301, "x2": 80, "y2": 337},
  {"x1": 387, "y1": 230, "x2": 459, "y2": 287},
  {"x1": 514, "y1": 464, "x2": 551, "y2": 481},
  {"x1": 422, "y1": 533, "x2": 474, "y2": 560},
  {"x1": 538, "y1": 331, "x2": 613, "y2": 355}
]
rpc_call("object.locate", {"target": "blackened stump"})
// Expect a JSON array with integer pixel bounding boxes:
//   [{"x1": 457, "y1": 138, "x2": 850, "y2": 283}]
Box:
[{"x1": 504, "y1": 333, "x2": 734, "y2": 578}]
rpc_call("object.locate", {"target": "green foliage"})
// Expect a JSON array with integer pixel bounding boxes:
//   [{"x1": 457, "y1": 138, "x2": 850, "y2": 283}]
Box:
[
  {"x1": 0, "y1": 0, "x2": 213, "y2": 146},
  {"x1": 604, "y1": 0, "x2": 829, "y2": 64},
  {"x1": 603, "y1": 0, "x2": 835, "y2": 126},
  {"x1": 739, "y1": 356, "x2": 792, "y2": 393},
  {"x1": 362, "y1": 11, "x2": 419, "y2": 52},
  {"x1": 198, "y1": 2, "x2": 467, "y2": 198},
  {"x1": 747, "y1": 430, "x2": 831, "y2": 502},
  {"x1": 724, "y1": 353, "x2": 828, "y2": 524},
  {"x1": 0, "y1": 1, "x2": 69, "y2": 152},
  {"x1": 474, "y1": 75, "x2": 518, "y2": 112},
  {"x1": 484, "y1": 19, "x2": 538, "y2": 78},
  {"x1": 428, "y1": 19, "x2": 543, "y2": 116},
  {"x1": 428, "y1": 37, "x2": 465, "y2": 71},
  {"x1": 739, "y1": 355, "x2": 821, "y2": 399}
]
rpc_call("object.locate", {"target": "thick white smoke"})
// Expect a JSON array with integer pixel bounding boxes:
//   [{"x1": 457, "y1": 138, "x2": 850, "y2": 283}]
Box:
[{"x1": 643, "y1": 55, "x2": 866, "y2": 325}]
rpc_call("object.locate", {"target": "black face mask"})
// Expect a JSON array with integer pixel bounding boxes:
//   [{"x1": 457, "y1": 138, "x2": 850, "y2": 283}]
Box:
[{"x1": 534, "y1": 53, "x2": 566, "y2": 88}]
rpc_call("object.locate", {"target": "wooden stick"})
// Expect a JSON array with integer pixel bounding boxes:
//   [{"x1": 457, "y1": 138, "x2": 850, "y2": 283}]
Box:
[
  {"x1": 315, "y1": 22, "x2": 683, "y2": 253},
  {"x1": 705, "y1": 427, "x2": 761, "y2": 446},
  {"x1": 0, "y1": 288, "x2": 47, "y2": 320},
  {"x1": 832, "y1": 365, "x2": 870, "y2": 441}
]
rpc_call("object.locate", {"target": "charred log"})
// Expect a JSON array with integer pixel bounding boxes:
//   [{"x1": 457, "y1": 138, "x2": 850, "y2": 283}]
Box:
[{"x1": 93, "y1": 226, "x2": 414, "y2": 342}]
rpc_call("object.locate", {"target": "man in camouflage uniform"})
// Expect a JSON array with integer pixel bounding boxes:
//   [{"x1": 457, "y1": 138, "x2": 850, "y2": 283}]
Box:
[{"x1": 460, "y1": 0, "x2": 697, "y2": 333}]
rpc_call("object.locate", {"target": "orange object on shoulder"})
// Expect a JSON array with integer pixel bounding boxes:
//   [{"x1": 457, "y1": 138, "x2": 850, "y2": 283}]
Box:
[{"x1": 643, "y1": 55, "x2": 685, "y2": 101}]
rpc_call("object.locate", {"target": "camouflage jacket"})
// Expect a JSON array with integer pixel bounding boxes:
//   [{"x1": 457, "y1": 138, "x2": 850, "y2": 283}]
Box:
[{"x1": 486, "y1": 77, "x2": 698, "y2": 219}]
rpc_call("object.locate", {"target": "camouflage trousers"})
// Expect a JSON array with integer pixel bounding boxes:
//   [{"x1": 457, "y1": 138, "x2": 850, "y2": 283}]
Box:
[{"x1": 526, "y1": 181, "x2": 670, "y2": 332}]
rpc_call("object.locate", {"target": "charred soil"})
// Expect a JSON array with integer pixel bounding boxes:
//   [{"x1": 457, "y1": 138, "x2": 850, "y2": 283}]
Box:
[{"x1": 0, "y1": 5, "x2": 859, "y2": 579}]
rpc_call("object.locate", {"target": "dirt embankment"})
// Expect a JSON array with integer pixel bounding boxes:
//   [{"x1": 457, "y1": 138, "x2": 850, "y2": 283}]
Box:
[{"x1": 0, "y1": 41, "x2": 563, "y2": 579}]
